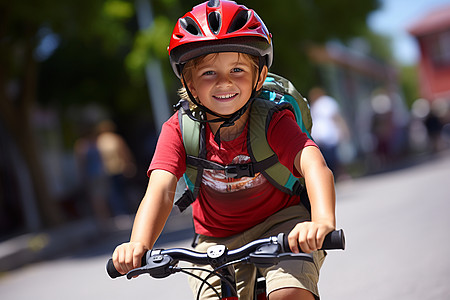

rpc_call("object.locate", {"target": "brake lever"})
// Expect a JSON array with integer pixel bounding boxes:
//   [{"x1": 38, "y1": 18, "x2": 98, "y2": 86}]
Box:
[
  {"x1": 126, "y1": 254, "x2": 176, "y2": 279},
  {"x1": 277, "y1": 252, "x2": 314, "y2": 263},
  {"x1": 248, "y1": 243, "x2": 314, "y2": 268}
]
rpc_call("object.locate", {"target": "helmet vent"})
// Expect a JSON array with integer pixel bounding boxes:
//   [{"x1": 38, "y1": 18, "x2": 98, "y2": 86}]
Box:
[
  {"x1": 227, "y1": 10, "x2": 251, "y2": 33},
  {"x1": 207, "y1": 0, "x2": 220, "y2": 8},
  {"x1": 180, "y1": 17, "x2": 202, "y2": 36},
  {"x1": 208, "y1": 11, "x2": 221, "y2": 35}
]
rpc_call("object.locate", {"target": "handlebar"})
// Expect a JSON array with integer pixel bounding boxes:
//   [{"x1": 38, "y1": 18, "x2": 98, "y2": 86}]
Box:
[{"x1": 106, "y1": 229, "x2": 345, "y2": 279}]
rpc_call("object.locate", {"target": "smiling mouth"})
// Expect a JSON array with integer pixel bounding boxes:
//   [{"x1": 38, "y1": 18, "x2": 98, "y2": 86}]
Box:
[{"x1": 213, "y1": 93, "x2": 238, "y2": 101}]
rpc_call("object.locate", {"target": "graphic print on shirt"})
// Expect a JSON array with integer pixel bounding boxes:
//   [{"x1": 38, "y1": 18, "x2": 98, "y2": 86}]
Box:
[{"x1": 203, "y1": 155, "x2": 267, "y2": 193}]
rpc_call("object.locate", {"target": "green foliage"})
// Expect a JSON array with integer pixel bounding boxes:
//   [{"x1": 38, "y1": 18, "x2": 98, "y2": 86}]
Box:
[
  {"x1": 34, "y1": 0, "x2": 137, "y2": 107},
  {"x1": 126, "y1": 16, "x2": 173, "y2": 81},
  {"x1": 400, "y1": 64, "x2": 420, "y2": 108},
  {"x1": 103, "y1": 0, "x2": 134, "y2": 19},
  {"x1": 362, "y1": 31, "x2": 394, "y2": 63},
  {"x1": 95, "y1": 0, "x2": 135, "y2": 54}
]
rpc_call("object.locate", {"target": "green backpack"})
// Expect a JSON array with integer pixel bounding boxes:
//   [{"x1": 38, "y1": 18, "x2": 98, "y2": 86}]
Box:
[{"x1": 175, "y1": 73, "x2": 313, "y2": 212}]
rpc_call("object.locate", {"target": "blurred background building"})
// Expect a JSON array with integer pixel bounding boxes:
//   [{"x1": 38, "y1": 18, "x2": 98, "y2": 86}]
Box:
[
  {"x1": 407, "y1": 4, "x2": 450, "y2": 155},
  {"x1": 408, "y1": 5, "x2": 450, "y2": 102}
]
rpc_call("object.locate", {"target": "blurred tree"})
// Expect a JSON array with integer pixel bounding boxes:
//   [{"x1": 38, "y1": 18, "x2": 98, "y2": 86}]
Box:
[
  {"x1": 355, "y1": 28, "x2": 395, "y2": 63},
  {"x1": 0, "y1": 0, "x2": 136, "y2": 227},
  {"x1": 400, "y1": 64, "x2": 420, "y2": 108}
]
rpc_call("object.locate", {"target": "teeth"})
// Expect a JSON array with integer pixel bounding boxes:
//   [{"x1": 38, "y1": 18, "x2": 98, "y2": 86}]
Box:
[{"x1": 215, "y1": 93, "x2": 237, "y2": 99}]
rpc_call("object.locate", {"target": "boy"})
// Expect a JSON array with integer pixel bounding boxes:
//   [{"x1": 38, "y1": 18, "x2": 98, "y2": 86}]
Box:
[{"x1": 112, "y1": 1, "x2": 336, "y2": 299}]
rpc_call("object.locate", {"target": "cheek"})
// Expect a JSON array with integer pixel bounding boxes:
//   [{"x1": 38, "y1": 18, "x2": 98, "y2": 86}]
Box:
[{"x1": 187, "y1": 83, "x2": 198, "y2": 98}]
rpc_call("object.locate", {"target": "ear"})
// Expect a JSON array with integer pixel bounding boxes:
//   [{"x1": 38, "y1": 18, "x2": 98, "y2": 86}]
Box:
[
  {"x1": 181, "y1": 78, "x2": 198, "y2": 99},
  {"x1": 255, "y1": 65, "x2": 268, "y2": 91}
]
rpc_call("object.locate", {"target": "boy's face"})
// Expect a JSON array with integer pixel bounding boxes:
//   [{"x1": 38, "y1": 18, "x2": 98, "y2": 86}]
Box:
[{"x1": 186, "y1": 52, "x2": 266, "y2": 117}]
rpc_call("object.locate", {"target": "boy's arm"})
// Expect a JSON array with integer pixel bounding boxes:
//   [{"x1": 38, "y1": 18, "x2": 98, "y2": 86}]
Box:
[
  {"x1": 131, "y1": 169, "x2": 178, "y2": 247},
  {"x1": 289, "y1": 146, "x2": 336, "y2": 253},
  {"x1": 113, "y1": 169, "x2": 177, "y2": 274}
]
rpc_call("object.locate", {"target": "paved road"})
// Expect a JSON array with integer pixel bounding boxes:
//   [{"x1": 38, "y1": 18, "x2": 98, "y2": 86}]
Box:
[
  {"x1": 1, "y1": 152, "x2": 449, "y2": 299},
  {"x1": 321, "y1": 152, "x2": 450, "y2": 299}
]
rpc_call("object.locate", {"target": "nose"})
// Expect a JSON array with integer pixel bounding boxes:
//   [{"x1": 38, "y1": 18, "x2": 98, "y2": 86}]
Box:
[{"x1": 216, "y1": 72, "x2": 232, "y2": 87}]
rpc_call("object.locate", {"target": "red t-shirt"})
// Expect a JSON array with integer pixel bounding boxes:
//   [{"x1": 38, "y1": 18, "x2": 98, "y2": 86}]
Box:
[{"x1": 149, "y1": 109, "x2": 317, "y2": 237}]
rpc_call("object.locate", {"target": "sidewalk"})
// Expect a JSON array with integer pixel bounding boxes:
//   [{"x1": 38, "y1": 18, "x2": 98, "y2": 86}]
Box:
[
  {"x1": 0, "y1": 207, "x2": 193, "y2": 273},
  {"x1": 0, "y1": 218, "x2": 101, "y2": 272}
]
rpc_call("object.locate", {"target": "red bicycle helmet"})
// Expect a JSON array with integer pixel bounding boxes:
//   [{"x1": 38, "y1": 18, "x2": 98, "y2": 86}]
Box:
[{"x1": 168, "y1": 0, "x2": 273, "y2": 78}]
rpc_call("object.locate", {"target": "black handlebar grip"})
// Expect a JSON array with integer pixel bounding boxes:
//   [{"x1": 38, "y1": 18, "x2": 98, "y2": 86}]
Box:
[
  {"x1": 282, "y1": 229, "x2": 345, "y2": 252},
  {"x1": 106, "y1": 258, "x2": 123, "y2": 278},
  {"x1": 322, "y1": 229, "x2": 345, "y2": 250},
  {"x1": 106, "y1": 251, "x2": 149, "y2": 279}
]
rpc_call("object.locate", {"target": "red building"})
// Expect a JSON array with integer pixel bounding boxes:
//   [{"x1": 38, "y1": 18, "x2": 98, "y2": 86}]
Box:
[{"x1": 409, "y1": 5, "x2": 450, "y2": 102}]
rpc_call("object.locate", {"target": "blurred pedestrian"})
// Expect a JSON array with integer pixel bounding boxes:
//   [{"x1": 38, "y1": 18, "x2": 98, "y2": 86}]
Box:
[
  {"x1": 425, "y1": 100, "x2": 445, "y2": 153},
  {"x1": 309, "y1": 87, "x2": 350, "y2": 177},
  {"x1": 74, "y1": 124, "x2": 110, "y2": 225},
  {"x1": 370, "y1": 91, "x2": 394, "y2": 166},
  {"x1": 96, "y1": 120, "x2": 136, "y2": 216}
]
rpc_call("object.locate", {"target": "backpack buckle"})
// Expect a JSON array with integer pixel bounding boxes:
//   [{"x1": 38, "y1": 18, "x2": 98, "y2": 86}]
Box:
[
  {"x1": 224, "y1": 164, "x2": 255, "y2": 178},
  {"x1": 175, "y1": 188, "x2": 195, "y2": 213}
]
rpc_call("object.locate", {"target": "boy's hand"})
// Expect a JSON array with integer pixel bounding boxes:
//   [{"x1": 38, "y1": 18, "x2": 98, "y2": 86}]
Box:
[
  {"x1": 112, "y1": 242, "x2": 147, "y2": 275},
  {"x1": 287, "y1": 221, "x2": 335, "y2": 253}
]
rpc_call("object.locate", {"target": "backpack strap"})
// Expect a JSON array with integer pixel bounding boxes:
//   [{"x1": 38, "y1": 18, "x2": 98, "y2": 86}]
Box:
[
  {"x1": 248, "y1": 98, "x2": 303, "y2": 195},
  {"x1": 248, "y1": 98, "x2": 310, "y2": 211},
  {"x1": 174, "y1": 100, "x2": 206, "y2": 212}
]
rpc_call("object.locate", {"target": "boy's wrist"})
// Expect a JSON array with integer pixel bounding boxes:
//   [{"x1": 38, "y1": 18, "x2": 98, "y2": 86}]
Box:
[{"x1": 311, "y1": 218, "x2": 336, "y2": 229}]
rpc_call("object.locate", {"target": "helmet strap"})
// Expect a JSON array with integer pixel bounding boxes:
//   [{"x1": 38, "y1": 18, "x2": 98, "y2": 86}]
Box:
[{"x1": 181, "y1": 74, "x2": 227, "y2": 121}]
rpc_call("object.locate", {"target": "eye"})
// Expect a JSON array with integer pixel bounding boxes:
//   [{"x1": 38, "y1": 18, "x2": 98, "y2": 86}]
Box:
[
  {"x1": 231, "y1": 67, "x2": 243, "y2": 73},
  {"x1": 202, "y1": 70, "x2": 215, "y2": 76}
]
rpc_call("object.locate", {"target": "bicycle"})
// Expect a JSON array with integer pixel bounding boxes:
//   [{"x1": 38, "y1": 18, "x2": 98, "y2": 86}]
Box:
[{"x1": 107, "y1": 229, "x2": 345, "y2": 300}]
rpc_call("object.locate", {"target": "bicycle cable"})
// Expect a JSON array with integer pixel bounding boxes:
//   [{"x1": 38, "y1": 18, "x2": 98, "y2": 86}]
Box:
[
  {"x1": 176, "y1": 268, "x2": 221, "y2": 300},
  {"x1": 195, "y1": 257, "x2": 249, "y2": 300},
  {"x1": 174, "y1": 265, "x2": 237, "y2": 300}
]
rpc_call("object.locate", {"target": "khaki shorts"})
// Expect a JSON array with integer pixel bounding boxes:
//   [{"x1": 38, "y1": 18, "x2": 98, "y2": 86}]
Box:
[{"x1": 187, "y1": 205, "x2": 326, "y2": 300}]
